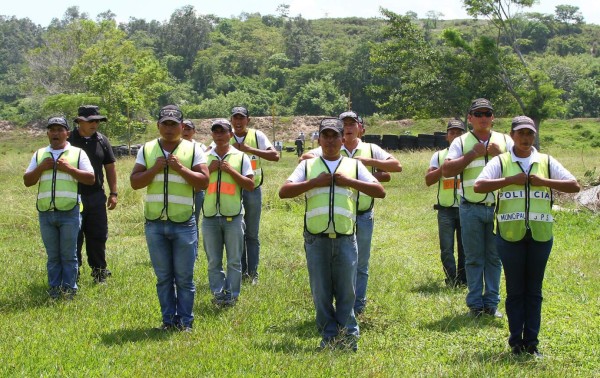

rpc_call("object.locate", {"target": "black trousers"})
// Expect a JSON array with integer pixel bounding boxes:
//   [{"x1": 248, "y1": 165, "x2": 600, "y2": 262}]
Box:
[{"x1": 77, "y1": 190, "x2": 109, "y2": 270}]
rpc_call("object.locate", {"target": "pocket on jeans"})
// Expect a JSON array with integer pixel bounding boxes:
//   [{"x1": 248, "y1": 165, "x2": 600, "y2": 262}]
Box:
[{"x1": 304, "y1": 232, "x2": 317, "y2": 246}]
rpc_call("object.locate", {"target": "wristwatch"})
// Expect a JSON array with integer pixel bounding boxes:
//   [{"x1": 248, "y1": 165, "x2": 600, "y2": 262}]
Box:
[{"x1": 109, "y1": 192, "x2": 118, "y2": 197}]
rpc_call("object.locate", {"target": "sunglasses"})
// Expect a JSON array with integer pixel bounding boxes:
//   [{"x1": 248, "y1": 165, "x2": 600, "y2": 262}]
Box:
[
  {"x1": 472, "y1": 111, "x2": 493, "y2": 118},
  {"x1": 159, "y1": 109, "x2": 183, "y2": 119}
]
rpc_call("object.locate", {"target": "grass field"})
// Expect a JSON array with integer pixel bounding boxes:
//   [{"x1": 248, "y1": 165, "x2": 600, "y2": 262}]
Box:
[{"x1": 0, "y1": 127, "x2": 598, "y2": 377}]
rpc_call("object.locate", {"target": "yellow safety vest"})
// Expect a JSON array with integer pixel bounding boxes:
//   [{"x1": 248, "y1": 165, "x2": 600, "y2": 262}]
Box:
[
  {"x1": 143, "y1": 139, "x2": 195, "y2": 223},
  {"x1": 342, "y1": 143, "x2": 375, "y2": 213},
  {"x1": 497, "y1": 152, "x2": 553, "y2": 242},
  {"x1": 437, "y1": 149, "x2": 461, "y2": 207},
  {"x1": 36, "y1": 147, "x2": 82, "y2": 212},
  {"x1": 460, "y1": 131, "x2": 508, "y2": 203},
  {"x1": 305, "y1": 157, "x2": 358, "y2": 235},
  {"x1": 231, "y1": 128, "x2": 263, "y2": 188},
  {"x1": 203, "y1": 152, "x2": 244, "y2": 217}
]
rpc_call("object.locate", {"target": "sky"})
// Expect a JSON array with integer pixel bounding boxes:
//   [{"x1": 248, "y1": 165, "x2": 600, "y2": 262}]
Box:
[{"x1": 2, "y1": 0, "x2": 598, "y2": 26}]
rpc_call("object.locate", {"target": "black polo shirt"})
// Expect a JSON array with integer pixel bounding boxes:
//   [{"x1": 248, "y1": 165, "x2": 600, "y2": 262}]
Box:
[{"x1": 68, "y1": 129, "x2": 116, "y2": 195}]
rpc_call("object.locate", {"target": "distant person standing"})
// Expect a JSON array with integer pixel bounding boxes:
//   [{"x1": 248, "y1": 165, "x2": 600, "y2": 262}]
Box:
[
  {"x1": 230, "y1": 106, "x2": 280, "y2": 284},
  {"x1": 130, "y1": 105, "x2": 209, "y2": 331},
  {"x1": 181, "y1": 119, "x2": 208, "y2": 226},
  {"x1": 279, "y1": 118, "x2": 385, "y2": 351},
  {"x1": 295, "y1": 137, "x2": 304, "y2": 157},
  {"x1": 24, "y1": 117, "x2": 95, "y2": 299},
  {"x1": 474, "y1": 116, "x2": 580, "y2": 357},
  {"x1": 203, "y1": 119, "x2": 254, "y2": 307},
  {"x1": 425, "y1": 119, "x2": 467, "y2": 287},
  {"x1": 443, "y1": 98, "x2": 513, "y2": 318},
  {"x1": 69, "y1": 105, "x2": 117, "y2": 283}
]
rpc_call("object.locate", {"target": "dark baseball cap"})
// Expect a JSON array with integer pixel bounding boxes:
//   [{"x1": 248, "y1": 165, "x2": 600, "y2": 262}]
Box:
[
  {"x1": 47, "y1": 116, "x2": 70, "y2": 131},
  {"x1": 158, "y1": 105, "x2": 183, "y2": 124},
  {"x1": 182, "y1": 119, "x2": 195, "y2": 129},
  {"x1": 319, "y1": 118, "x2": 343, "y2": 136},
  {"x1": 231, "y1": 106, "x2": 249, "y2": 117},
  {"x1": 211, "y1": 118, "x2": 233, "y2": 132},
  {"x1": 74, "y1": 105, "x2": 107, "y2": 123},
  {"x1": 338, "y1": 111, "x2": 360, "y2": 122},
  {"x1": 511, "y1": 116, "x2": 537, "y2": 133},
  {"x1": 447, "y1": 119, "x2": 466, "y2": 131},
  {"x1": 469, "y1": 98, "x2": 493, "y2": 112}
]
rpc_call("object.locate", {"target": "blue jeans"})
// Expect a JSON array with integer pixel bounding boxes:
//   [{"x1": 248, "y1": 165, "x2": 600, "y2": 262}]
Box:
[
  {"x1": 498, "y1": 233, "x2": 552, "y2": 349},
  {"x1": 437, "y1": 207, "x2": 466, "y2": 284},
  {"x1": 459, "y1": 202, "x2": 502, "y2": 310},
  {"x1": 242, "y1": 187, "x2": 262, "y2": 277},
  {"x1": 354, "y1": 210, "x2": 374, "y2": 313},
  {"x1": 145, "y1": 218, "x2": 197, "y2": 327},
  {"x1": 202, "y1": 215, "x2": 244, "y2": 298},
  {"x1": 304, "y1": 232, "x2": 359, "y2": 339},
  {"x1": 193, "y1": 190, "x2": 205, "y2": 226},
  {"x1": 38, "y1": 207, "x2": 80, "y2": 290}
]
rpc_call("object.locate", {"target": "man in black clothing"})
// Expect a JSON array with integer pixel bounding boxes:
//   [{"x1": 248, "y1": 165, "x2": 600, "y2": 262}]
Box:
[{"x1": 68, "y1": 105, "x2": 118, "y2": 283}]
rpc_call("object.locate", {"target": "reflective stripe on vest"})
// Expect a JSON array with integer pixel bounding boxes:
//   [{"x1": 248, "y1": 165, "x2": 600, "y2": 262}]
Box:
[
  {"x1": 437, "y1": 148, "x2": 461, "y2": 207},
  {"x1": 305, "y1": 157, "x2": 358, "y2": 235},
  {"x1": 497, "y1": 152, "x2": 553, "y2": 242},
  {"x1": 36, "y1": 147, "x2": 81, "y2": 212},
  {"x1": 203, "y1": 152, "x2": 244, "y2": 217},
  {"x1": 231, "y1": 128, "x2": 263, "y2": 188},
  {"x1": 461, "y1": 131, "x2": 508, "y2": 203},
  {"x1": 143, "y1": 139, "x2": 195, "y2": 222},
  {"x1": 342, "y1": 143, "x2": 374, "y2": 212}
]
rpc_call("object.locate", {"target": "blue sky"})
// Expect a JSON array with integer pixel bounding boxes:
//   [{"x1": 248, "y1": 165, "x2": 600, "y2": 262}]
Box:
[{"x1": 2, "y1": 0, "x2": 598, "y2": 25}]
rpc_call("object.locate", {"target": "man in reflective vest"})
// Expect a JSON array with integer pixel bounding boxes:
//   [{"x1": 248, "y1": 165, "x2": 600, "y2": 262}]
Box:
[
  {"x1": 425, "y1": 119, "x2": 467, "y2": 287},
  {"x1": 203, "y1": 119, "x2": 254, "y2": 307},
  {"x1": 442, "y1": 98, "x2": 513, "y2": 318},
  {"x1": 301, "y1": 111, "x2": 401, "y2": 315},
  {"x1": 130, "y1": 105, "x2": 209, "y2": 332},
  {"x1": 474, "y1": 115, "x2": 580, "y2": 357},
  {"x1": 229, "y1": 106, "x2": 280, "y2": 285},
  {"x1": 279, "y1": 118, "x2": 385, "y2": 351},
  {"x1": 24, "y1": 116, "x2": 95, "y2": 300}
]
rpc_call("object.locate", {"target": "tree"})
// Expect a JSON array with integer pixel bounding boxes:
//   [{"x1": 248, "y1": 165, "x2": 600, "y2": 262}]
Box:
[
  {"x1": 293, "y1": 75, "x2": 346, "y2": 115},
  {"x1": 463, "y1": 0, "x2": 564, "y2": 147},
  {"x1": 554, "y1": 5, "x2": 584, "y2": 25}
]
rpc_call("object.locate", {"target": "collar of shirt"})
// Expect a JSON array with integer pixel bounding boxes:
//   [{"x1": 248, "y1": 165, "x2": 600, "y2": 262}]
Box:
[
  {"x1": 510, "y1": 146, "x2": 539, "y2": 163},
  {"x1": 45, "y1": 141, "x2": 72, "y2": 153},
  {"x1": 209, "y1": 145, "x2": 240, "y2": 160}
]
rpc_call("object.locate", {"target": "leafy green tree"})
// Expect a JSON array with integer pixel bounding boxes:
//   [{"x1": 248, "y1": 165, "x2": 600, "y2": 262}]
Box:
[{"x1": 293, "y1": 75, "x2": 346, "y2": 115}]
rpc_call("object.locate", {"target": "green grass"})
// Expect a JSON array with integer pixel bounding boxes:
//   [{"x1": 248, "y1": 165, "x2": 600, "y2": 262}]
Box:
[{"x1": 0, "y1": 129, "x2": 599, "y2": 376}]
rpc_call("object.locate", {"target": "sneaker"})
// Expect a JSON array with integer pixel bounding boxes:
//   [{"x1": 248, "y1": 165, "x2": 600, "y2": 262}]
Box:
[
  {"x1": 339, "y1": 335, "x2": 359, "y2": 352},
  {"x1": 483, "y1": 307, "x2": 503, "y2": 318},
  {"x1": 92, "y1": 268, "x2": 111, "y2": 284},
  {"x1": 468, "y1": 308, "x2": 484, "y2": 318},
  {"x1": 511, "y1": 345, "x2": 525, "y2": 355},
  {"x1": 317, "y1": 337, "x2": 335, "y2": 351},
  {"x1": 526, "y1": 346, "x2": 543, "y2": 358},
  {"x1": 47, "y1": 286, "x2": 61, "y2": 300},
  {"x1": 180, "y1": 325, "x2": 193, "y2": 333},
  {"x1": 154, "y1": 323, "x2": 176, "y2": 331},
  {"x1": 62, "y1": 287, "x2": 77, "y2": 300}
]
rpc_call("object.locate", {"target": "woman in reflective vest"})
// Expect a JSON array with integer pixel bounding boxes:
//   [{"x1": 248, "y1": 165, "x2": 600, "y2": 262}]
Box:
[{"x1": 474, "y1": 116, "x2": 580, "y2": 358}]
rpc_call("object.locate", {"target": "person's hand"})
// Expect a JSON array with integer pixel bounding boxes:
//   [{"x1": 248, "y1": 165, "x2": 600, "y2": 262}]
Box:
[
  {"x1": 333, "y1": 172, "x2": 353, "y2": 187},
  {"x1": 152, "y1": 157, "x2": 167, "y2": 173},
  {"x1": 166, "y1": 154, "x2": 183, "y2": 173},
  {"x1": 208, "y1": 159, "x2": 220, "y2": 173},
  {"x1": 55, "y1": 157, "x2": 74, "y2": 173},
  {"x1": 107, "y1": 194, "x2": 117, "y2": 210},
  {"x1": 234, "y1": 142, "x2": 249, "y2": 153},
  {"x1": 509, "y1": 172, "x2": 528, "y2": 185},
  {"x1": 311, "y1": 172, "x2": 332, "y2": 188},
  {"x1": 219, "y1": 160, "x2": 234, "y2": 175},
  {"x1": 353, "y1": 156, "x2": 372, "y2": 166},
  {"x1": 528, "y1": 174, "x2": 546, "y2": 186},
  {"x1": 487, "y1": 142, "x2": 503, "y2": 157},
  {"x1": 472, "y1": 142, "x2": 487, "y2": 157},
  {"x1": 37, "y1": 157, "x2": 55, "y2": 171}
]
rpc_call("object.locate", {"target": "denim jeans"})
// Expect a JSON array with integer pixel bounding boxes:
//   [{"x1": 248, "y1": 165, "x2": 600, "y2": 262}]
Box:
[
  {"x1": 459, "y1": 202, "x2": 502, "y2": 310},
  {"x1": 354, "y1": 210, "x2": 374, "y2": 313},
  {"x1": 242, "y1": 187, "x2": 262, "y2": 277},
  {"x1": 437, "y1": 206, "x2": 466, "y2": 284},
  {"x1": 202, "y1": 215, "x2": 244, "y2": 298},
  {"x1": 193, "y1": 190, "x2": 205, "y2": 226},
  {"x1": 38, "y1": 206, "x2": 80, "y2": 290},
  {"x1": 498, "y1": 233, "x2": 552, "y2": 349},
  {"x1": 145, "y1": 218, "x2": 197, "y2": 327},
  {"x1": 304, "y1": 232, "x2": 359, "y2": 339}
]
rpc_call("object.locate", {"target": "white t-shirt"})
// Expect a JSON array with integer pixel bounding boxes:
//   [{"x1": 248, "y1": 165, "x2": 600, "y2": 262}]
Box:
[
  {"x1": 286, "y1": 156, "x2": 377, "y2": 183},
  {"x1": 446, "y1": 131, "x2": 514, "y2": 203},
  {"x1": 307, "y1": 140, "x2": 393, "y2": 161},
  {"x1": 26, "y1": 142, "x2": 94, "y2": 174},
  {"x1": 476, "y1": 147, "x2": 576, "y2": 182},
  {"x1": 135, "y1": 139, "x2": 207, "y2": 167},
  {"x1": 209, "y1": 129, "x2": 274, "y2": 151}
]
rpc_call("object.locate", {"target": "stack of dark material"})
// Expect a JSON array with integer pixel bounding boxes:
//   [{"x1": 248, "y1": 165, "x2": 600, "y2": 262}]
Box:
[
  {"x1": 381, "y1": 134, "x2": 399, "y2": 150},
  {"x1": 398, "y1": 135, "x2": 418, "y2": 150},
  {"x1": 362, "y1": 134, "x2": 382, "y2": 147}
]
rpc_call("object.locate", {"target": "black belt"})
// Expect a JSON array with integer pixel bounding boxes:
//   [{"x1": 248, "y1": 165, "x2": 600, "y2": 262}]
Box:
[
  {"x1": 317, "y1": 233, "x2": 352, "y2": 239},
  {"x1": 462, "y1": 200, "x2": 495, "y2": 207}
]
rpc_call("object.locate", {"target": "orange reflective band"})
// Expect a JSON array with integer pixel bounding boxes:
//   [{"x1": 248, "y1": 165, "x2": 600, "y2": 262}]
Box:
[
  {"x1": 219, "y1": 181, "x2": 237, "y2": 195},
  {"x1": 207, "y1": 182, "x2": 218, "y2": 194},
  {"x1": 442, "y1": 179, "x2": 455, "y2": 190},
  {"x1": 251, "y1": 160, "x2": 257, "y2": 170}
]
